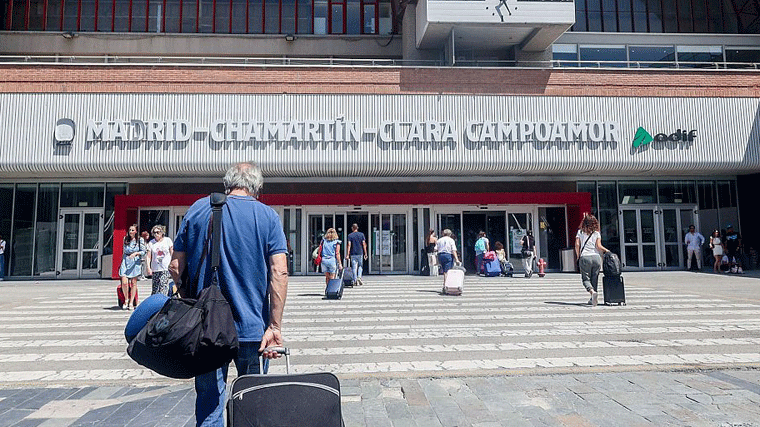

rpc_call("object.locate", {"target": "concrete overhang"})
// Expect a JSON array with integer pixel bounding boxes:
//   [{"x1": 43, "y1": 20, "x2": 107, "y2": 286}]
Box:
[{"x1": 416, "y1": 0, "x2": 575, "y2": 52}]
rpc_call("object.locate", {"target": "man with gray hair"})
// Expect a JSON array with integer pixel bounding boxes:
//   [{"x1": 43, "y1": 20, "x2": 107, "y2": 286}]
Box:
[{"x1": 170, "y1": 162, "x2": 289, "y2": 426}]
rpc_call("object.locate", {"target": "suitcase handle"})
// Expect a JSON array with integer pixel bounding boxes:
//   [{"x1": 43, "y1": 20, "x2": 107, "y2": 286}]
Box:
[{"x1": 258, "y1": 346, "x2": 291, "y2": 374}]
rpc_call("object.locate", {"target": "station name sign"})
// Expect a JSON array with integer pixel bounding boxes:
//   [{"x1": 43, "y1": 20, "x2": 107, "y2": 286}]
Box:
[{"x1": 67, "y1": 118, "x2": 621, "y2": 148}]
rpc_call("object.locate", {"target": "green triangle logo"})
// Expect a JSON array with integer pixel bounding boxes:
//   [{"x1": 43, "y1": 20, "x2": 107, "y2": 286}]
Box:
[{"x1": 632, "y1": 127, "x2": 653, "y2": 148}]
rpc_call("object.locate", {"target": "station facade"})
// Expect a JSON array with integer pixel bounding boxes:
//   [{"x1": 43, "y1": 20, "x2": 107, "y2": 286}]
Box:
[{"x1": 0, "y1": 0, "x2": 759, "y2": 279}]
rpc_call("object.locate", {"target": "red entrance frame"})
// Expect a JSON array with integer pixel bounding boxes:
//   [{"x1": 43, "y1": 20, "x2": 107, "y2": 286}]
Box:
[{"x1": 113, "y1": 192, "x2": 591, "y2": 278}]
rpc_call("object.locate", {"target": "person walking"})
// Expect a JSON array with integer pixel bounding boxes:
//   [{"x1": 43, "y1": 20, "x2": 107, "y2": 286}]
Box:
[
  {"x1": 474, "y1": 231, "x2": 489, "y2": 275},
  {"x1": 346, "y1": 223, "x2": 367, "y2": 286},
  {"x1": 575, "y1": 214, "x2": 610, "y2": 306},
  {"x1": 119, "y1": 224, "x2": 145, "y2": 310},
  {"x1": 684, "y1": 225, "x2": 705, "y2": 271},
  {"x1": 169, "y1": 162, "x2": 288, "y2": 427},
  {"x1": 0, "y1": 234, "x2": 6, "y2": 280},
  {"x1": 425, "y1": 229, "x2": 438, "y2": 273},
  {"x1": 145, "y1": 225, "x2": 173, "y2": 295},
  {"x1": 709, "y1": 229, "x2": 724, "y2": 273},
  {"x1": 521, "y1": 230, "x2": 536, "y2": 277},
  {"x1": 436, "y1": 229, "x2": 459, "y2": 284},
  {"x1": 320, "y1": 228, "x2": 342, "y2": 288}
]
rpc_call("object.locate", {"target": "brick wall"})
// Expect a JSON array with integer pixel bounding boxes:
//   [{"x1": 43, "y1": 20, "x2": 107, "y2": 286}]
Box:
[{"x1": 1, "y1": 65, "x2": 759, "y2": 97}]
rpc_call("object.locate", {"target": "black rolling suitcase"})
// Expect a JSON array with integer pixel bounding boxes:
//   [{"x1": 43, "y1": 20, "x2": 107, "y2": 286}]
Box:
[
  {"x1": 342, "y1": 259, "x2": 355, "y2": 287},
  {"x1": 227, "y1": 347, "x2": 343, "y2": 427},
  {"x1": 325, "y1": 267, "x2": 344, "y2": 299},
  {"x1": 602, "y1": 274, "x2": 626, "y2": 305}
]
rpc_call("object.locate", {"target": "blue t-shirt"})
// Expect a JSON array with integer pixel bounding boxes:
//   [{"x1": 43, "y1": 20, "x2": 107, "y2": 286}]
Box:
[
  {"x1": 347, "y1": 231, "x2": 366, "y2": 256},
  {"x1": 321, "y1": 239, "x2": 341, "y2": 259},
  {"x1": 174, "y1": 195, "x2": 287, "y2": 342}
]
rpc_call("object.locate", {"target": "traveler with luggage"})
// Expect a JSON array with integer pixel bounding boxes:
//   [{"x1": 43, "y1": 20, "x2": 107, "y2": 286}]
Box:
[
  {"x1": 521, "y1": 230, "x2": 536, "y2": 277},
  {"x1": 346, "y1": 224, "x2": 367, "y2": 286},
  {"x1": 320, "y1": 228, "x2": 342, "y2": 288},
  {"x1": 169, "y1": 162, "x2": 289, "y2": 427},
  {"x1": 574, "y1": 214, "x2": 610, "y2": 306},
  {"x1": 436, "y1": 229, "x2": 460, "y2": 281},
  {"x1": 474, "y1": 231, "x2": 489, "y2": 275},
  {"x1": 119, "y1": 224, "x2": 145, "y2": 310},
  {"x1": 494, "y1": 241, "x2": 513, "y2": 277}
]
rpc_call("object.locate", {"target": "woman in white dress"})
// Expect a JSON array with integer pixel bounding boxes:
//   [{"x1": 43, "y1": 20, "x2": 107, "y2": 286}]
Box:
[{"x1": 710, "y1": 230, "x2": 724, "y2": 273}]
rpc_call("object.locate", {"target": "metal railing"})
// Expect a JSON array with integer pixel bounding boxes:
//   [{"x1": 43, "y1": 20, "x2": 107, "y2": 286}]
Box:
[{"x1": 0, "y1": 55, "x2": 758, "y2": 70}]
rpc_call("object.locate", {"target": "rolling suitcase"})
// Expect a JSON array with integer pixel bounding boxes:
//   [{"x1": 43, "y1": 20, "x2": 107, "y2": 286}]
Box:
[
  {"x1": 342, "y1": 259, "x2": 355, "y2": 287},
  {"x1": 602, "y1": 274, "x2": 626, "y2": 305},
  {"x1": 325, "y1": 268, "x2": 344, "y2": 299},
  {"x1": 228, "y1": 347, "x2": 343, "y2": 427},
  {"x1": 117, "y1": 285, "x2": 138, "y2": 309},
  {"x1": 442, "y1": 265, "x2": 465, "y2": 295},
  {"x1": 483, "y1": 258, "x2": 501, "y2": 277}
]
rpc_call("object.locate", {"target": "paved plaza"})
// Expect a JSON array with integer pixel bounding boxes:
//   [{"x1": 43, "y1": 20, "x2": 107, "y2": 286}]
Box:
[{"x1": 0, "y1": 271, "x2": 759, "y2": 426}]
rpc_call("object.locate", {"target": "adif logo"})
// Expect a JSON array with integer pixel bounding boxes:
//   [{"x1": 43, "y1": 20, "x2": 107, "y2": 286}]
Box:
[
  {"x1": 54, "y1": 118, "x2": 76, "y2": 145},
  {"x1": 632, "y1": 127, "x2": 696, "y2": 149}
]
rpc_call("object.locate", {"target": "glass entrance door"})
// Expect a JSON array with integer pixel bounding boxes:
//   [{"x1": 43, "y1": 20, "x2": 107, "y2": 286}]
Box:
[
  {"x1": 370, "y1": 213, "x2": 407, "y2": 274},
  {"x1": 660, "y1": 206, "x2": 697, "y2": 269},
  {"x1": 57, "y1": 209, "x2": 103, "y2": 279},
  {"x1": 508, "y1": 211, "x2": 534, "y2": 272},
  {"x1": 620, "y1": 207, "x2": 658, "y2": 269}
]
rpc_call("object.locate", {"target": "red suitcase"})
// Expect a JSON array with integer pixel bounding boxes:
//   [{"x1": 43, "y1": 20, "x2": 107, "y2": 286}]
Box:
[{"x1": 117, "y1": 285, "x2": 139, "y2": 309}]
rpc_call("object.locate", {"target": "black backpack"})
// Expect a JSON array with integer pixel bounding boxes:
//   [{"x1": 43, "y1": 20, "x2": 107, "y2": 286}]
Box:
[
  {"x1": 127, "y1": 193, "x2": 239, "y2": 379},
  {"x1": 603, "y1": 251, "x2": 622, "y2": 277}
]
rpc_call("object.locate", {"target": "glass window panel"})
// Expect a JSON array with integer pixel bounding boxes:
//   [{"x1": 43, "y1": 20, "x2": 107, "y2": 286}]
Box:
[
  {"x1": 363, "y1": 4, "x2": 375, "y2": 33},
  {"x1": 34, "y1": 184, "x2": 59, "y2": 277},
  {"x1": 347, "y1": 0, "x2": 360, "y2": 34},
  {"x1": 640, "y1": 210, "x2": 655, "y2": 242},
  {"x1": 139, "y1": 209, "x2": 170, "y2": 239},
  {"x1": 601, "y1": 0, "x2": 616, "y2": 31},
  {"x1": 677, "y1": 45, "x2": 723, "y2": 67},
  {"x1": 662, "y1": 0, "x2": 677, "y2": 32},
  {"x1": 717, "y1": 180, "x2": 736, "y2": 208},
  {"x1": 598, "y1": 209, "x2": 619, "y2": 254},
  {"x1": 553, "y1": 44, "x2": 579, "y2": 67},
  {"x1": 658, "y1": 180, "x2": 695, "y2": 204},
  {"x1": 378, "y1": 1, "x2": 390, "y2": 34},
  {"x1": 61, "y1": 252, "x2": 78, "y2": 271},
  {"x1": 265, "y1": 0, "x2": 279, "y2": 33},
  {"x1": 314, "y1": 0, "x2": 327, "y2": 34},
  {"x1": 726, "y1": 49, "x2": 760, "y2": 66},
  {"x1": 628, "y1": 45, "x2": 676, "y2": 67},
  {"x1": 29, "y1": 0, "x2": 46, "y2": 29},
  {"x1": 97, "y1": 0, "x2": 114, "y2": 31},
  {"x1": 393, "y1": 214, "x2": 407, "y2": 272},
  {"x1": 618, "y1": 12, "x2": 632, "y2": 32},
  {"x1": 677, "y1": 0, "x2": 692, "y2": 32},
  {"x1": 298, "y1": 0, "x2": 312, "y2": 33},
  {"x1": 231, "y1": 0, "x2": 248, "y2": 33},
  {"x1": 573, "y1": 0, "x2": 587, "y2": 31},
  {"x1": 82, "y1": 250, "x2": 99, "y2": 270},
  {"x1": 80, "y1": 0, "x2": 96, "y2": 30},
  {"x1": 662, "y1": 209, "x2": 679, "y2": 242},
  {"x1": 132, "y1": 0, "x2": 147, "y2": 31},
  {"x1": 61, "y1": 183, "x2": 104, "y2": 208},
  {"x1": 697, "y1": 181, "x2": 716, "y2": 210},
  {"x1": 579, "y1": 45, "x2": 627, "y2": 67},
  {"x1": 632, "y1": 0, "x2": 646, "y2": 13},
  {"x1": 215, "y1": 0, "x2": 230, "y2": 32},
  {"x1": 619, "y1": 181, "x2": 655, "y2": 204},
  {"x1": 577, "y1": 181, "x2": 597, "y2": 214},
  {"x1": 633, "y1": 12, "x2": 647, "y2": 32},
  {"x1": 63, "y1": 213, "x2": 80, "y2": 250},
  {"x1": 104, "y1": 183, "x2": 126, "y2": 256},
  {"x1": 148, "y1": 0, "x2": 163, "y2": 31},
  {"x1": 114, "y1": 0, "x2": 130, "y2": 31},
  {"x1": 625, "y1": 245, "x2": 639, "y2": 267},
  {"x1": 0, "y1": 185, "x2": 13, "y2": 267},
  {"x1": 282, "y1": 0, "x2": 296, "y2": 34},
  {"x1": 664, "y1": 244, "x2": 679, "y2": 267},
  {"x1": 598, "y1": 181, "x2": 618, "y2": 210},
  {"x1": 163, "y1": 0, "x2": 181, "y2": 32},
  {"x1": 331, "y1": 3, "x2": 343, "y2": 34},
  {"x1": 586, "y1": 0, "x2": 602, "y2": 32},
  {"x1": 12, "y1": 184, "x2": 36, "y2": 276},
  {"x1": 182, "y1": 0, "x2": 198, "y2": 32},
  {"x1": 642, "y1": 245, "x2": 657, "y2": 267},
  {"x1": 83, "y1": 213, "x2": 101, "y2": 250},
  {"x1": 647, "y1": 0, "x2": 663, "y2": 32},
  {"x1": 63, "y1": 0, "x2": 79, "y2": 30},
  {"x1": 47, "y1": 0, "x2": 63, "y2": 30},
  {"x1": 622, "y1": 210, "x2": 638, "y2": 243},
  {"x1": 249, "y1": 0, "x2": 263, "y2": 33},
  {"x1": 199, "y1": 0, "x2": 213, "y2": 32}
]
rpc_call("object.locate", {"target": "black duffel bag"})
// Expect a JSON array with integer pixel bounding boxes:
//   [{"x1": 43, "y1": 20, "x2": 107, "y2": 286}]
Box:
[{"x1": 127, "y1": 193, "x2": 239, "y2": 379}]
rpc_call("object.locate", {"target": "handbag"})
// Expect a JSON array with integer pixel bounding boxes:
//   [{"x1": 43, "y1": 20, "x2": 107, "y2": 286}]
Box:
[
  {"x1": 314, "y1": 242, "x2": 323, "y2": 266},
  {"x1": 127, "y1": 193, "x2": 239, "y2": 379}
]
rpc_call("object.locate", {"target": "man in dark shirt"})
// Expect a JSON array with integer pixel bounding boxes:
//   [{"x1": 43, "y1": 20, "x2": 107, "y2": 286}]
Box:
[
  {"x1": 724, "y1": 224, "x2": 742, "y2": 267},
  {"x1": 346, "y1": 223, "x2": 368, "y2": 286}
]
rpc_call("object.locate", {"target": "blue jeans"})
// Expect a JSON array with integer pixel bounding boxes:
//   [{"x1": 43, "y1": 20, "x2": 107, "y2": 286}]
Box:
[
  {"x1": 350, "y1": 255, "x2": 363, "y2": 281},
  {"x1": 195, "y1": 341, "x2": 268, "y2": 427},
  {"x1": 475, "y1": 253, "x2": 484, "y2": 274},
  {"x1": 0, "y1": 254, "x2": 4, "y2": 279}
]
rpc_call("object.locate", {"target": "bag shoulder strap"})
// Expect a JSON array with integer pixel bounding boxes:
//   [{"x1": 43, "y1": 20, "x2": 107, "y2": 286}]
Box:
[
  {"x1": 581, "y1": 232, "x2": 593, "y2": 254},
  {"x1": 189, "y1": 193, "x2": 227, "y2": 296}
]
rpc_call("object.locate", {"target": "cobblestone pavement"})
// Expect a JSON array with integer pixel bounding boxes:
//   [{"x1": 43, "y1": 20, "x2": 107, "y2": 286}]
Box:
[{"x1": 0, "y1": 272, "x2": 758, "y2": 426}]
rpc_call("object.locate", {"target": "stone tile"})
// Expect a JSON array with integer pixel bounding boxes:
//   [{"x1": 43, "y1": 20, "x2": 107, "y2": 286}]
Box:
[
  {"x1": 0, "y1": 409, "x2": 35, "y2": 427},
  {"x1": 8, "y1": 419, "x2": 45, "y2": 427}
]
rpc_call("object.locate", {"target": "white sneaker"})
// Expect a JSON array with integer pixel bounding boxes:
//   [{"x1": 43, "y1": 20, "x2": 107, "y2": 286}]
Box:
[
  {"x1": 591, "y1": 291, "x2": 598, "y2": 306},
  {"x1": 737, "y1": 267, "x2": 744, "y2": 274}
]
